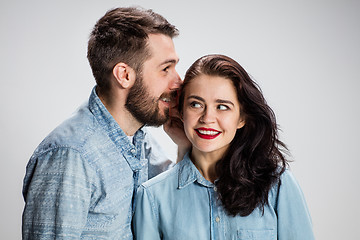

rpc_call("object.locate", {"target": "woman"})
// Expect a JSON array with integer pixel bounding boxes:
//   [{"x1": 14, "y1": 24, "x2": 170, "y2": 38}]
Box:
[{"x1": 133, "y1": 54, "x2": 315, "y2": 239}]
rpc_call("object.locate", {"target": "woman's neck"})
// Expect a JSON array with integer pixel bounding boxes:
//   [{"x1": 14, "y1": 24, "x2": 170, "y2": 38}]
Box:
[{"x1": 190, "y1": 148, "x2": 223, "y2": 183}]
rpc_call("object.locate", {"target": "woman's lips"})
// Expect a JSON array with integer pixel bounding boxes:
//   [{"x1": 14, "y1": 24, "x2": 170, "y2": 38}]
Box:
[{"x1": 195, "y1": 128, "x2": 221, "y2": 139}]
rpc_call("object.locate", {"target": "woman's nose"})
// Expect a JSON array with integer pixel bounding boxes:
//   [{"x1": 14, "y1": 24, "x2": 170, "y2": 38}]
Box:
[{"x1": 199, "y1": 108, "x2": 216, "y2": 124}]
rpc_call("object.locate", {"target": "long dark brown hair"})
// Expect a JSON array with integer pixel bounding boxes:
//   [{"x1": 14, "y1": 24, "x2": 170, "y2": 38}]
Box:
[{"x1": 178, "y1": 54, "x2": 289, "y2": 217}]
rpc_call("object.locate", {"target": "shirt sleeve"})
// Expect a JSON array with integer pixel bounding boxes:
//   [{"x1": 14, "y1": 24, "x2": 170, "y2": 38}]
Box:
[
  {"x1": 22, "y1": 147, "x2": 93, "y2": 239},
  {"x1": 133, "y1": 185, "x2": 161, "y2": 240},
  {"x1": 276, "y1": 170, "x2": 315, "y2": 240}
]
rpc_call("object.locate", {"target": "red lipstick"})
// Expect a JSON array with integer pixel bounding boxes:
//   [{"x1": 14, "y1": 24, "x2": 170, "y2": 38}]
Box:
[{"x1": 195, "y1": 128, "x2": 221, "y2": 140}]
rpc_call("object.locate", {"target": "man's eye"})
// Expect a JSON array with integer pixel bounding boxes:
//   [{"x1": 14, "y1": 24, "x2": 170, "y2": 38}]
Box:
[{"x1": 163, "y1": 66, "x2": 170, "y2": 72}]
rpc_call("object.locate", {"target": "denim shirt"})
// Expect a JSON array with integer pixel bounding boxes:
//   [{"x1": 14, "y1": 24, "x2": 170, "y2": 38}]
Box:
[
  {"x1": 22, "y1": 87, "x2": 172, "y2": 240},
  {"x1": 133, "y1": 153, "x2": 315, "y2": 240}
]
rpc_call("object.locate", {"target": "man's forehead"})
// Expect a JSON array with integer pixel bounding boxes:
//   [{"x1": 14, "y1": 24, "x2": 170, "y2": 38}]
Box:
[{"x1": 146, "y1": 34, "x2": 179, "y2": 64}]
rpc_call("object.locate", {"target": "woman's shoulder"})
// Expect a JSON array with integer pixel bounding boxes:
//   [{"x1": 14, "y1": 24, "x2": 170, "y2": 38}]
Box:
[
  {"x1": 269, "y1": 168, "x2": 305, "y2": 203},
  {"x1": 279, "y1": 169, "x2": 301, "y2": 189}
]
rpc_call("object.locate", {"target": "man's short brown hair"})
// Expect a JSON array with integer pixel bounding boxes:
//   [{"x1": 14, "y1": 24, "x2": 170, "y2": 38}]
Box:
[{"x1": 87, "y1": 7, "x2": 179, "y2": 95}]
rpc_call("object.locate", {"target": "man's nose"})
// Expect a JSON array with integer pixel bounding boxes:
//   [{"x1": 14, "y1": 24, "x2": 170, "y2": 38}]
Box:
[{"x1": 169, "y1": 71, "x2": 182, "y2": 90}]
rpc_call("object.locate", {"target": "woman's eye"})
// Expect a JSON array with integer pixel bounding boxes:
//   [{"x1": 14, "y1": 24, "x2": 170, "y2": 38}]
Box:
[
  {"x1": 218, "y1": 105, "x2": 229, "y2": 110},
  {"x1": 190, "y1": 102, "x2": 202, "y2": 108}
]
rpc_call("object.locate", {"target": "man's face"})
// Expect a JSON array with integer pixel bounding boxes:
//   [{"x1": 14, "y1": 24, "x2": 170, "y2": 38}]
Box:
[{"x1": 125, "y1": 34, "x2": 181, "y2": 127}]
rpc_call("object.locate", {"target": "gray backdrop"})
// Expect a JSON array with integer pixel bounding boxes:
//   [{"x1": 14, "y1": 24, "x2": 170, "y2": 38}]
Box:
[{"x1": 1, "y1": 0, "x2": 359, "y2": 239}]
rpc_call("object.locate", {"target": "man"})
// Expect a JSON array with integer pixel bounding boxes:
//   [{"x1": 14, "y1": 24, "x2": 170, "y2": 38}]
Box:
[{"x1": 22, "y1": 7, "x2": 187, "y2": 239}]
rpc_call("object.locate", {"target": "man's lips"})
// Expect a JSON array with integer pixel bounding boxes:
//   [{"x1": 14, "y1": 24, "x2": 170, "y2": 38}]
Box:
[
  {"x1": 158, "y1": 95, "x2": 171, "y2": 108},
  {"x1": 195, "y1": 128, "x2": 221, "y2": 139},
  {"x1": 160, "y1": 97, "x2": 171, "y2": 103},
  {"x1": 159, "y1": 91, "x2": 176, "y2": 104}
]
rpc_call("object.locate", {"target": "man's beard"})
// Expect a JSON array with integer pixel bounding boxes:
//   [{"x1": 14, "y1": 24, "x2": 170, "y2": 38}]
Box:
[{"x1": 125, "y1": 74, "x2": 170, "y2": 127}]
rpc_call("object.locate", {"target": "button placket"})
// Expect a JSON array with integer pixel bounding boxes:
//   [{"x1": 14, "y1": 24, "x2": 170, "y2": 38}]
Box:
[
  {"x1": 209, "y1": 186, "x2": 221, "y2": 239},
  {"x1": 130, "y1": 148, "x2": 136, "y2": 155}
]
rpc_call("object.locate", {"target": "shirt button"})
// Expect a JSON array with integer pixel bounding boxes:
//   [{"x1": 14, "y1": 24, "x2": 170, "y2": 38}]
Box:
[
  {"x1": 215, "y1": 216, "x2": 220, "y2": 223},
  {"x1": 130, "y1": 148, "x2": 136, "y2": 154},
  {"x1": 213, "y1": 186, "x2": 217, "y2": 192}
]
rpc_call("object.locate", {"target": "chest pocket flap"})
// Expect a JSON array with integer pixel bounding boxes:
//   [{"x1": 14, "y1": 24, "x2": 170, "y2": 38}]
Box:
[{"x1": 236, "y1": 229, "x2": 275, "y2": 240}]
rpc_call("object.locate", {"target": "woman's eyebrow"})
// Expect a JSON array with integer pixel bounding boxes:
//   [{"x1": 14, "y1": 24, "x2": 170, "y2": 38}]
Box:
[
  {"x1": 216, "y1": 99, "x2": 234, "y2": 106},
  {"x1": 187, "y1": 96, "x2": 234, "y2": 106},
  {"x1": 187, "y1": 95, "x2": 204, "y2": 102}
]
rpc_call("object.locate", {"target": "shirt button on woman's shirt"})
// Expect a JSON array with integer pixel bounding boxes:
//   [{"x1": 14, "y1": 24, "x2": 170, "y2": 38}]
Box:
[
  {"x1": 215, "y1": 217, "x2": 220, "y2": 223},
  {"x1": 213, "y1": 186, "x2": 217, "y2": 192}
]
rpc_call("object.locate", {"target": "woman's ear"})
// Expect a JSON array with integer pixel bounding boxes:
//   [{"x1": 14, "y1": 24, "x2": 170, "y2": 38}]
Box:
[
  {"x1": 112, "y1": 62, "x2": 135, "y2": 89},
  {"x1": 237, "y1": 119, "x2": 246, "y2": 129}
]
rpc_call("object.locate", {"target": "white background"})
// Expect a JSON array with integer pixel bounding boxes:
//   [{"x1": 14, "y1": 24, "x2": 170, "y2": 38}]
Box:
[{"x1": 1, "y1": 0, "x2": 359, "y2": 239}]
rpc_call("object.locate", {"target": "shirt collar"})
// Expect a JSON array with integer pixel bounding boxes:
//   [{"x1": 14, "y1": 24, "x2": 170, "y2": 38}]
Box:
[{"x1": 178, "y1": 152, "x2": 214, "y2": 189}]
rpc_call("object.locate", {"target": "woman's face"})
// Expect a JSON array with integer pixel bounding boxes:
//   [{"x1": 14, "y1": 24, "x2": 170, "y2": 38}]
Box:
[{"x1": 182, "y1": 74, "x2": 245, "y2": 156}]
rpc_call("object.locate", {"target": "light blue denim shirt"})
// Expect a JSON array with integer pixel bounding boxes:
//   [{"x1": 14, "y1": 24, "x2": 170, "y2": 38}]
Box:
[
  {"x1": 22, "y1": 87, "x2": 172, "y2": 239},
  {"x1": 133, "y1": 153, "x2": 315, "y2": 240}
]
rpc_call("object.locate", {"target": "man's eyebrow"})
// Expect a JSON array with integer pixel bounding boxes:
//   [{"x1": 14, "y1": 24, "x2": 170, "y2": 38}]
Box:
[{"x1": 159, "y1": 58, "x2": 180, "y2": 66}]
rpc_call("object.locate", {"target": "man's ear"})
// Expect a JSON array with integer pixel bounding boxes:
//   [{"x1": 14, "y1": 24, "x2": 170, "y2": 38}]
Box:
[{"x1": 112, "y1": 62, "x2": 136, "y2": 89}]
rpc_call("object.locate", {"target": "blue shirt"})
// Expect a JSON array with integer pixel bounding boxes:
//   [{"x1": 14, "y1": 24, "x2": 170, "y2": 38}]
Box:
[
  {"x1": 133, "y1": 153, "x2": 315, "y2": 240},
  {"x1": 22, "y1": 87, "x2": 172, "y2": 240}
]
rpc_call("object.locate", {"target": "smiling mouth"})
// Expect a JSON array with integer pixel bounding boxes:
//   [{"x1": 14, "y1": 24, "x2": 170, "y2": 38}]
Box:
[
  {"x1": 160, "y1": 91, "x2": 178, "y2": 103},
  {"x1": 195, "y1": 128, "x2": 221, "y2": 139},
  {"x1": 160, "y1": 97, "x2": 171, "y2": 103}
]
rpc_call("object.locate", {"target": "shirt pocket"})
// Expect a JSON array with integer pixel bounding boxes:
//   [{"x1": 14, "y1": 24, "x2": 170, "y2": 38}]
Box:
[{"x1": 236, "y1": 229, "x2": 276, "y2": 240}]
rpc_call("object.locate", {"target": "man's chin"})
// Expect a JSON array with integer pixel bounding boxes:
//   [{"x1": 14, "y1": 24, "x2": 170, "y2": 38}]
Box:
[
  {"x1": 146, "y1": 111, "x2": 169, "y2": 127},
  {"x1": 145, "y1": 119, "x2": 167, "y2": 127}
]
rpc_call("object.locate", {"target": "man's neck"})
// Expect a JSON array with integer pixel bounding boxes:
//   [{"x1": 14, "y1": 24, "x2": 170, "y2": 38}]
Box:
[{"x1": 98, "y1": 91, "x2": 143, "y2": 136}]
